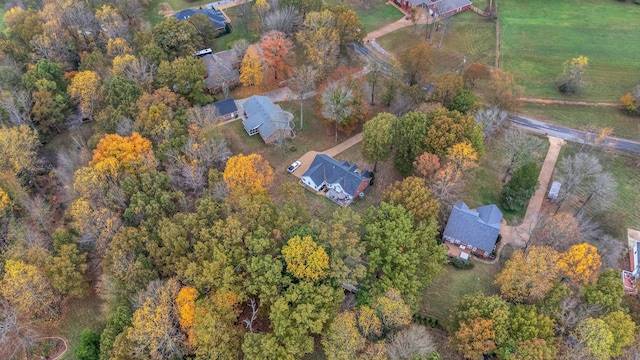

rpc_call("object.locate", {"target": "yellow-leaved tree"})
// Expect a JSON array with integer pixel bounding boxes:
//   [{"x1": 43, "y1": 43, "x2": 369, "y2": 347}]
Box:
[
  {"x1": 89, "y1": 132, "x2": 157, "y2": 178},
  {"x1": 222, "y1": 153, "x2": 273, "y2": 196},
  {"x1": 176, "y1": 286, "x2": 198, "y2": 344},
  {"x1": 239, "y1": 45, "x2": 264, "y2": 87},
  {"x1": 112, "y1": 54, "x2": 138, "y2": 77},
  {"x1": 0, "y1": 187, "x2": 13, "y2": 215},
  {"x1": 560, "y1": 243, "x2": 602, "y2": 285},
  {"x1": 446, "y1": 140, "x2": 478, "y2": 172},
  {"x1": 68, "y1": 70, "x2": 103, "y2": 120},
  {"x1": 452, "y1": 317, "x2": 497, "y2": 359},
  {"x1": 321, "y1": 311, "x2": 366, "y2": 360},
  {"x1": 559, "y1": 55, "x2": 589, "y2": 94},
  {"x1": 282, "y1": 235, "x2": 329, "y2": 281}
]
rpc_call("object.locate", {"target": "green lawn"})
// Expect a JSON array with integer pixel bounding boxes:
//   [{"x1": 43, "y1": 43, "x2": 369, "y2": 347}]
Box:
[
  {"x1": 324, "y1": 0, "x2": 404, "y2": 33},
  {"x1": 55, "y1": 296, "x2": 106, "y2": 360},
  {"x1": 420, "y1": 262, "x2": 501, "y2": 324},
  {"x1": 463, "y1": 134, "x2": 549, "y2": 224},
  {"x1": 500, "y1": 0, "x2": 640, "y2": 101},
  {"x1": 216, "y1": 6, "x2": 259, "y2": 51},
  {"x1": 377, "y1": 11, "x2": 495, "y2": 77},
  {"x1": 520, "y1": 103, "x2": 640, "y2": 140},
  {"x1": 145, "y1": 0, "x2": 214, "y2": 26}
]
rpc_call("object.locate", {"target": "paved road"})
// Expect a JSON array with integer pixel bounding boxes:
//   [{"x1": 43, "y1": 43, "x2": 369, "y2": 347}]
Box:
[{"x1": 511, "y1": 115, "x2": 640, "y2": 155}]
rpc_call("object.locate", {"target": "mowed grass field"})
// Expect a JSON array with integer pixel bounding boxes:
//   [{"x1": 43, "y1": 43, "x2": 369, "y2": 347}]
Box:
[
  {"x1": 323, "y1": 0, "x2": 404, "y2": 33},
  {"x1": 377, "y1": 11, "x2": 496, "y2": 77},
  {"x1": 500, "y1": 0, "x2": 640, "y2": 102}
]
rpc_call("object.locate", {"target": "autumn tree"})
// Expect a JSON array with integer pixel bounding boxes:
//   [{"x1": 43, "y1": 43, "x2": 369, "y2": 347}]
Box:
[
  {"x1": 296, "y1": 10, "x2": 340, "y2": 73},
  {"x1": 485, "y1": 68, "x2": 523, "y2": 111},
  {"x1": 500, "y1": 127, "x2": 545, "y2": 182},
  {"x1": 289, "y1": 65, "x2": 318, "y2": 130},
  {"x1": 316, "y1": 208, "x2": 367, "y2": 287},
  {"x1": 156, "y1": 56, "x2": 208, "y2": 104},
  {"x1": 361, "y1": 112, "x2": 396, "y2": 171},
  {"x1": 620, "y1": 84, "x2": 640, "y2": 116},
  {"x1": 282, "y1": 235, "x2": 330, "y2": 281},
  {"x1": 260, "y1": 30, "x2": 293, "y2": 80},
  {"x1": 452, "y1": 318, "x2": 497, "y2": 359},
  {"x1": 223, "y1": 153, "x2": 274, "y2": 196},
  {"x1": 501, "y1": 162, "x2": 540, "y2": 212},
  {"x1": 321, "y1": 311, "x2": 366, "y2": 360},
  {"x1": 1, "y1": 259, "x2": 60, "y2": 319},
  {"x1": 463, "y1": 61, "x2": 490, "y2": 88},
  {"x1": 192, "y1": 290, "x2": 243, "y2": 359},
  {"x1": 494, "y1": 246, "x2": 562, "y2": 303},
  {"x1": 176, "y1": 286, "x2": 197, "y2": 344},
  {"x1": 0, "y1": 125, "x2": 39, "y2": 175},
  {"x1": 603, "y1": 311, "x2": 635, "y2": 357},
  {"x1": 413, "y1": 152, "x2": 441, "y2": 179},
  {"x1": 46, "y1": 235, "x2": 88, "y2": 297},
  {"x1": 558, "y1": 55, "x2": 588, "y2": 94},
  {"x1": 532, "y1": 212, "x2": 582, "y2": 250},
  {"x1": 68, "y1": 70, "x2": 103, "y2": 120},
  {"x1": 559, "y1": 243, "x2": 602, "y2": 285},
  {"x1": 356, "y1": 305, "x2": 383, "y2": 340},
  {"x1": 382, "y1": 177, "x2": 440, "y2": 224},
  {"x1": 122, "y1": 279, "x2": 185, "y2": 360},
  {"x1": 446, "y1": 140, "x2": 478, "y2": 172},
  {"x1": 372, "y1": 288, "x2": 412, "y2": 333},
  {"x1": 321, "y1": 81, "x2": 355, "y2": 142},
  {"x1": 152, "y1": 18, "x2": 202, "y2": 60},
  {"x1": 239, "y1": 44, "x2": 264, "y2": 87},
  {"x1": 90, "y1": 132, "x2": 157, "y2": 178},
  {"x1": 431, "y1": 73, "x2": 463, "y2": 108},
  {"x1": 365, "y1": 59, "x2": 385, "y2": 105},
  {"x1": 364, "y1": 202, "x2": 446, "y2": 308},
  {"x1": 263, "y1": 6, "x2": 303, "y2": 35},
  {"x1": 398, "y1": 43, "x2": 433, "y2": 86},
  {"x1": 332, "y1": 5, "x2": 366, "y2": 49}
]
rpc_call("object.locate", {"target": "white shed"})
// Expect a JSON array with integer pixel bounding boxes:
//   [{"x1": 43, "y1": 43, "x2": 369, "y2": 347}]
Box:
[{"x1": 548, "y1": 181, "x2": 561, "y2": 201}]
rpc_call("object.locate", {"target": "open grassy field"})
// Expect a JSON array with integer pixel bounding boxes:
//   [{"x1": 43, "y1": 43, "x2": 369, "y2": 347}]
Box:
[
  {"x1": 520, "y1": 103, "x2": 640, "y2": 140},
  {"x1": 324, "y1": 0, "x2": 404, "y2": 33},
  {"x1": 500, "y1": 0, "x2": 640, "y2": 102},
  {"x1": 377, "y1": 11, "x2": 495, "y2": 77},
  {"x1": 420, "y1": 262, "x2": 501, "y2": 324},
  {"x1": 463, "y1": 133, "x2": 549, "y2": 224},
  {"x1": 554, "y1": 143, "x2": 640, "y2": 238},
  {"x1": 54, "y1": 296, "x2": 106, "y2": 360}
]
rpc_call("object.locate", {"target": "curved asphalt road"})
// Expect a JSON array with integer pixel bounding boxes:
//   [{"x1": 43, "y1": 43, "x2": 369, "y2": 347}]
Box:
[{"x1": 511, "y1": 115, "x2": 640, "y2": 155}]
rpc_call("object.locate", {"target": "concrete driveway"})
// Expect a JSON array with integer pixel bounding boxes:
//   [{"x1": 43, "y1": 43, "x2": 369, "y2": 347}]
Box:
[{"x1": 289, "y1": 133, "x2": 364, "y2": 179}]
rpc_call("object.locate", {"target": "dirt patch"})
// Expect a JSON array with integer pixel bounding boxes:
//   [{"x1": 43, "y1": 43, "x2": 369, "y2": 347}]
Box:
[
  {"x1": 158, "y1": 2, "x2": 174, "y2": 16},
  {"x1": 26, "y1": 337, "x2": 67, "y2": 360}
]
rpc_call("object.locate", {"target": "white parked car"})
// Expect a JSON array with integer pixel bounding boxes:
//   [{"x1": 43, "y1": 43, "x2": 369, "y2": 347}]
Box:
[{"x1": 287, "y1": 161, "x2": 301, "y2": 173}]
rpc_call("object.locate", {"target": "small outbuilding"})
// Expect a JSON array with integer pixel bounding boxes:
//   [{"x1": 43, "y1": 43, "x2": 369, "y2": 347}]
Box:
[
  {"x1": 548, "y1": 181, "x2": 561, "y2": 201},
  {"x1": 211, "y1": 98, "x2": 238, "y2": 121}
]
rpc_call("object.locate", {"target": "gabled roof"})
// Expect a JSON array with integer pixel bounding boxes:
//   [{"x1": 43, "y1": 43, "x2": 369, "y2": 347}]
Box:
[
  {"x1": 211, "y1": 98, "x2": 237, "y2": 117},
  {"x1": 443, "y1": 201, "x2": 502, "y2": 253},
  {"x1": 202, "y1": 50, "x2": 239, "y2": 90},
  {"x1": 173, "y1": 8, "x2": 227, "y2": 30},
  {"x1": 433, "y1": 0, "x2": 472, "y2": 15},
  {"x1": 242, "y1": 95, "x2": 292, "y2": 141},
  {"x1": 302, "y1": 154, "x2": 371, "y2": 197}
]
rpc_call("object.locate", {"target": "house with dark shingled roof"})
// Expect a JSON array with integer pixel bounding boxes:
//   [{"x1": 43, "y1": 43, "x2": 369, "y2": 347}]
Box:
[
  {"x1": 301, "y1": 154, "x2": 371, "y2": 206},
  {"x1": 443, "y1": 201, "x2": 502, "y2": 257},
  {"x1": 172, "y1": 8, "x2": 227, "y2": 31}
]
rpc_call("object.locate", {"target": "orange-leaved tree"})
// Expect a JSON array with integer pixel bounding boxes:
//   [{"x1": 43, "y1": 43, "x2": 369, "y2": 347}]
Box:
[
  {"x1": 282, "y1": 235, "x2": 329, "y2": 281},
  {"x1": 223, "y1": 153, "x2": 273, "y2": 196},
  {"x1": 260, "y1": 30, "x2": 293, "y2": 80},
  {"x1": 89, "y1": 132, "x2": 157, "y2": 178},
  {"x1": 559, "y1": 243, "x2": 602, "y2": 285},
  {"x1": 452, "y1": 318, "x2": 497, "y2": 359}
]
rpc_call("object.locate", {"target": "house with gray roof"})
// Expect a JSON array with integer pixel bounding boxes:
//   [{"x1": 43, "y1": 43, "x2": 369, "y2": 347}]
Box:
[
  {"x1": 173, "y1": 8, "x2": 227, "y2": 31},
  {"x1": 443, "y1": 201, "x2": 502, "y2": 257},
  {"x1": 301, "y1": 154, "x2": 371, "y2": 206},
  {"x1": 242, "y1": 95, "x2": 293, "y2": 144},
  {"x1": 211, "y1": 98, "x2": 238, "y2": 121},
  {"x1": 202, "y1": 49, "x2": 240, "y2": 93}
]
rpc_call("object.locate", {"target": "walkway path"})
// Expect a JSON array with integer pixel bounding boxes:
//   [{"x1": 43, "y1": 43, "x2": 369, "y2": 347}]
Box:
[
  {"x1": 364, "y1": 12, "x2": 432, "y2": 42},
  {"x1": 501, "y1": 136, "x2": 565, "y2": 248}
]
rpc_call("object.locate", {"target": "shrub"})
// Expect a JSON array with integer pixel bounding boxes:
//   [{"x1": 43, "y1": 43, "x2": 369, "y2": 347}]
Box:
[
  {"x1": 76, "y1": 329, "x2": 101, "y2": 360},
  {"x1": 450, "y1": 257, "x2": 474, "y2": 269},
  {"x1": 501, "y1": 162, "x2": 540, "y2": 212}
]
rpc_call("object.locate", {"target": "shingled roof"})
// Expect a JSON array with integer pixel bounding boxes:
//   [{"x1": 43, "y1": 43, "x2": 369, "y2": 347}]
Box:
[
  {"x1": 211, "y1": 98, "x2": 238, "y2": 117},
  {"x1": 242, "y1": 95, "x2": 292, "y2": 142},
  {"x1": 302, "y1": 154, "x2": 371, "y2": 198},
  {"x1": 443, "y1": 202, "x2": 502, "y2": 254},
  {"x1": 173, "y1": 8, "x2": 227, "y2": 30},
  {"x1": 202, "y1": 49, "x2": 239, "y2": 90},
  {"x1": 433, "y1": 0, "x2": 472, "y2": 16}
]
